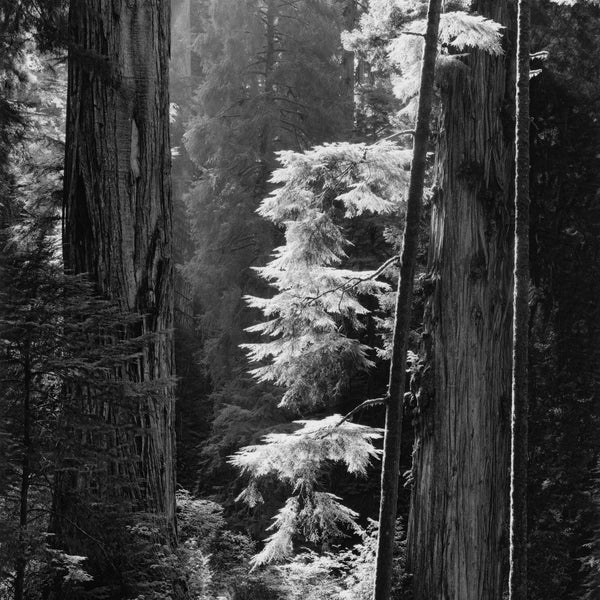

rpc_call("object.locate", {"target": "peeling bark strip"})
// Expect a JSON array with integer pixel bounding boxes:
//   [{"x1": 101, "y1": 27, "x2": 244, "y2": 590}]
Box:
[
  {"x1": 407, "y1": 1, "x2": 515, "y2": 598},
  {"x1": 509, "y1": 0, "x2": 531, "y2": 596},
  {"x1": 59, "y1": 0, "x2": 174, "y2": 552}
]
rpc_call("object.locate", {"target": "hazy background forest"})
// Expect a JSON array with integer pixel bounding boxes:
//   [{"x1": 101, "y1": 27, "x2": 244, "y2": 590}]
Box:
[{"x1": 0, "y1": 1, "x2": 598, "y2": 599}]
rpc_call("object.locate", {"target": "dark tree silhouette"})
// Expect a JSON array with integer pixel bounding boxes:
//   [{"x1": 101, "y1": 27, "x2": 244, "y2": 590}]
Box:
[{"x1": 373, "y1": 1, "x2": 442, "y2": 598}]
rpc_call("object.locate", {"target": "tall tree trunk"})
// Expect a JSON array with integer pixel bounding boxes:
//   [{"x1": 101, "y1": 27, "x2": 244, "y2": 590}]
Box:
[
  {"x1": 373, "y1": 2, "x2": 442, "y2": 599},
  {"x1": 407, "y1": 2, "x2": 515, "y2": 598},
  {"x1": 509, "y1": 0, "x2": 530, "y2": 596},
  {"x1": 55, "y1": 0, "x2": 175, "y2": 575}
]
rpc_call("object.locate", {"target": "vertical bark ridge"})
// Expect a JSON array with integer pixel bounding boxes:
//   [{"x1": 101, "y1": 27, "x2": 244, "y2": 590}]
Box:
[
  {"x1": 56, "y1": 0, "x2": 175, "y2": 567},
  {"x1": 408, "y1": 2, "x2": 515, "y2": 598}
]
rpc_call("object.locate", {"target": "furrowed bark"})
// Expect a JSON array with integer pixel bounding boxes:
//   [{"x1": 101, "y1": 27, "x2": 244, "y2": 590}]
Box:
[
  {"x1": 509, "y1": 0, "x2": 531, "y2": 597},
  {"x1": 55, "y1": 0, "x2": 175, "y2": 578},
  {"x1": 373, "y1": 1, "x2": 442, "y2": 598},
  {"x1": 407, "y1": 1, "x2": 515, "y2": 598}
]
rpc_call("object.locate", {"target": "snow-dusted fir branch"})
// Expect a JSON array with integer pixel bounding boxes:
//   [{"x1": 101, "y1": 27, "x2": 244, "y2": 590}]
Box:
[
  {"x1": 243, "y1": 141, "x2": 411, "y2": 410},
  {"x1": 229, "y1": 416, "x2": 383, "y2": 566}
]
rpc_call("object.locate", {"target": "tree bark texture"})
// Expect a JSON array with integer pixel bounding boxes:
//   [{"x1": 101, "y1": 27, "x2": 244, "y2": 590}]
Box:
[
  {"x1": 373, "y1": 2, "x2": 442, "y2": 599},
  {"x1": 58, "y1": 0, "x2": 175, "y2": 557},
  {"x1": 407, "y1": 2, "x2": 515, "y2": 598},
  {"x1": 509, "y1": 0, "x2": 530, "y2": 597}
]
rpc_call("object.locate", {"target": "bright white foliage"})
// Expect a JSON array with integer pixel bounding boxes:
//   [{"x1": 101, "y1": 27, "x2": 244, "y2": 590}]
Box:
[
  {"x1": 438, "y1": 12, "x2": 504, "y2": 55},
  {"x1": 389, "y1": 11, "x2": 503, "y2": 105},
  {"x1": 251, "y1": 493, "x2": 363, "y2": 567},
  {"x1": 230, "y1": 415, "x2": 383, "y2": 483},
  {"x1": 237, "y1": 141, "x2": 401, "y2": 565},
  {"x1": 230, "y1": 416, "x2": 383, "y2": 566},
  {"x1": 243, "y1": 141, "x2": 410, "y2": 409},
  {"x1": 253, "y1": 497, "x2": 299, "y2": 565},
  {"x1": 343, "y1": 0, "x2": 505, "y2": 115},
  {"x1": 275, "y1": 520, "x2": 396, "y2": 600}
]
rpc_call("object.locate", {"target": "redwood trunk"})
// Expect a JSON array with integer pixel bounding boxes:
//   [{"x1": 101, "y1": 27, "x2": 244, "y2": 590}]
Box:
[
  {"x1": 56, "y1": 0, "x2": 175, "y2": 561},
  {"x1": 407, "y1": 2, "x2": 515, "y2": 598}
]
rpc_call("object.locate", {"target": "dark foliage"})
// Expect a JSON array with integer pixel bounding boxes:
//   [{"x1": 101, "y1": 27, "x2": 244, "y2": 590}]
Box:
[{"x1": 528, "y1": 2, "x2": 600, "y2": 598}]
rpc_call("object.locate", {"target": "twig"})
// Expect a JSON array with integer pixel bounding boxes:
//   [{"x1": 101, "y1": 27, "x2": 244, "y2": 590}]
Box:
[
  {"x1": 316, "y1": 396, "x2": 388, "y2": 439},
  {"x1": 302, "y1": 255, "x2": 399, "y2": 306},
  {"x1": 381, "y1": 129, "x2": 416, "y2": 142},
  {"x1": 334, "y1": 396, "x2": 388, "y2": 427},
  {"x1": 398, "y1": 30, "x2": 426, "y2": 38},
  {"x1": 55, "y1": 514, "x2": 119, "y2": 572}
]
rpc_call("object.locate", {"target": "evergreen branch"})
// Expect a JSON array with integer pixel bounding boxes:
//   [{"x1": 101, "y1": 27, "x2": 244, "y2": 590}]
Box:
[
  {"x1": 312, "y1": 397, "x2": 388, "y2": 439},
  {"x1": 302, "y1": 255, "x2": 398, "y2": 306}
]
